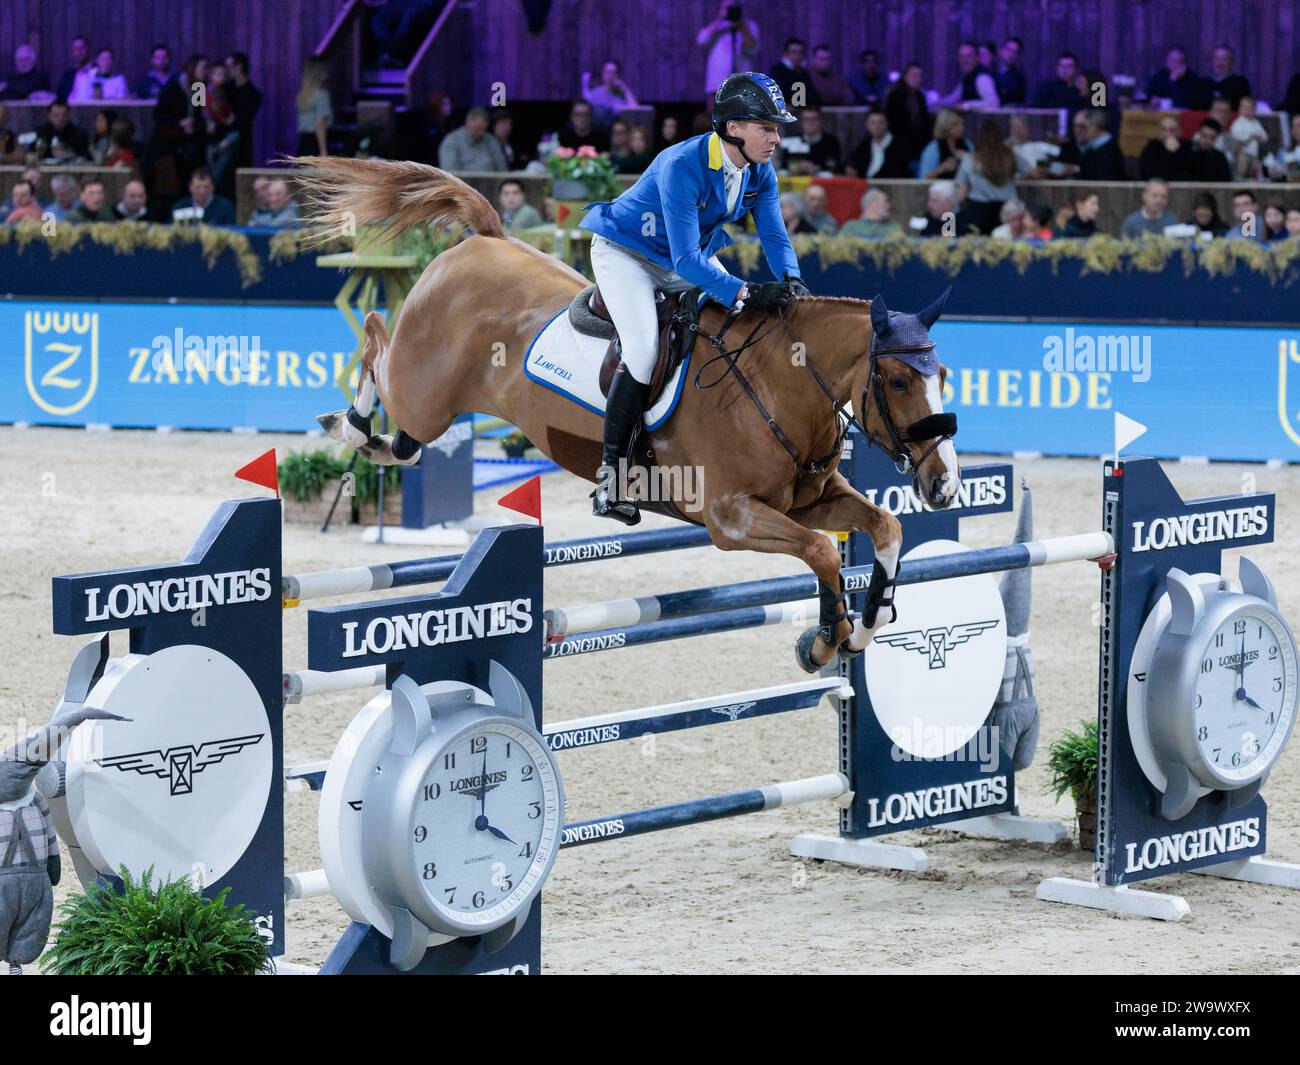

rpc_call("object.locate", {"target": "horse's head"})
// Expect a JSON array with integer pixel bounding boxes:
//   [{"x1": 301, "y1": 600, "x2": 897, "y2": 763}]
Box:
[{"x1": 858, "y1": 289, "x2": 960, "y2": 509}]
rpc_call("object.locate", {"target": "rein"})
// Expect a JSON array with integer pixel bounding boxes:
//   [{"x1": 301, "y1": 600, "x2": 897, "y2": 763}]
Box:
[{"x1": 688, "y1": 300, "x2": 956, "y2": 478}]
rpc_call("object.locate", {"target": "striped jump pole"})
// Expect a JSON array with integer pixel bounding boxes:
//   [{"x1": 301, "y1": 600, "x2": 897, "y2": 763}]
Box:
[
  {"x1": 560, "y1": 772, "x2": 851, "y2": 849},
  {"x1": 286, "y1": 772, "x2": 851, "y2": 891},
  {"x1": 546, "y1": 531, "x2": 1115, "y2": 639},
  {"x1": 283, "y1": 524, "x2": 715, "y2": 603}
]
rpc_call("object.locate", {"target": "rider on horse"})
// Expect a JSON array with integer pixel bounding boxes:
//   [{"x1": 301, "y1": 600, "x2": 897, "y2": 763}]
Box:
[{"x1": 581, "y1": 71, "x2": 812, "y2": 523}]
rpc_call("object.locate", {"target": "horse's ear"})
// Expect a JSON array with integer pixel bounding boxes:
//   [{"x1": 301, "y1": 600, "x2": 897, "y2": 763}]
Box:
[
  {"x1": 870, "y1": 294, "x2": 892, "y2": 338},
  {"x1": 917, "y1": 286, "x2": 952, "y2": 330}
]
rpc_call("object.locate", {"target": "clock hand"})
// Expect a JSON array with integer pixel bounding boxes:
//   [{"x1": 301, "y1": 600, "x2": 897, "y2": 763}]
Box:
[{"x1": 472, "y1": 813, "x2": 517, "y2": 845}]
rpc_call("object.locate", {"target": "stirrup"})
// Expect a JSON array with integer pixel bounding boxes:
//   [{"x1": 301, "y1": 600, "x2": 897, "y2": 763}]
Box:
[{"x1": 591, "y1": 464, "x2": 641, "y2": 526}]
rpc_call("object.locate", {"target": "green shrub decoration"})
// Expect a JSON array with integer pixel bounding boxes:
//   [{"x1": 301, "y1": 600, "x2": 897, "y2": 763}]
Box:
[
  {"x1": 42, "y1": 865, "x2": 273, "y2": 975},
  {"x1": 1046, "y1": 718, "x2": 1099, "y2": 803},
  {"x1": 278, "y1": 446, "x2": 401, "y2": 504}
]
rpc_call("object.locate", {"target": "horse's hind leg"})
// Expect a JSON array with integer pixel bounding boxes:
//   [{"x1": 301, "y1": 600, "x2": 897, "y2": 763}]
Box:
[{"x1": 318, "y1": 311, "x2": 424, "y2": 466}]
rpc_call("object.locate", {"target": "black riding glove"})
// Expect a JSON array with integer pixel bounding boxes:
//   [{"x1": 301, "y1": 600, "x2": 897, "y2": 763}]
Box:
[
  {"x1": 785, "y1": 274, "x2": 811, "y2": 297},
  {"x1": 747, "y1": 280, "x2": 795, "y2": 311}
]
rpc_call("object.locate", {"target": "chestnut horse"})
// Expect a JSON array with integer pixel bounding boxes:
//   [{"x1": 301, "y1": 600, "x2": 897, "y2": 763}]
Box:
[{"x1": 294, "y1": 157, "x2": 960, "y2": 671}]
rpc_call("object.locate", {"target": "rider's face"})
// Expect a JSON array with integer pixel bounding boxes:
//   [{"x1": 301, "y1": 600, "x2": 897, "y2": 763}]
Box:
[{"x1": 732, "y1": 120, "x2": 780, "y2": 162}]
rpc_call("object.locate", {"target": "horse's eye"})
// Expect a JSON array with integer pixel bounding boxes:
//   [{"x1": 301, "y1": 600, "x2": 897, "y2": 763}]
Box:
[{"x1": 889, "y1": 377, "x2": 909, "y2": 392}]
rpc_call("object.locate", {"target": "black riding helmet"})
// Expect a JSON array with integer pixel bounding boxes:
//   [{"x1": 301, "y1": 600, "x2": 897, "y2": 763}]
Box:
[{"x1": 712, "y1": 72, "x2": 797, "y2": 163}]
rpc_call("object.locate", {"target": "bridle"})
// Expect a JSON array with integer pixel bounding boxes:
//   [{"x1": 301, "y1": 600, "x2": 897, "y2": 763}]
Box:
[{"x1": 689, "y1": 301, "x2": 957, "y2": 479}]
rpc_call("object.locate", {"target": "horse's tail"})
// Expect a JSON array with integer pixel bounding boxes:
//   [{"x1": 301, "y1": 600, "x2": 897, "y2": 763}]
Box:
[{"x1": 289, "y1": 156, "x2": 505, "y2": 242}]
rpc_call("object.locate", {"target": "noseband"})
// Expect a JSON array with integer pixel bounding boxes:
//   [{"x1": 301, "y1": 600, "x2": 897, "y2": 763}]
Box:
[{"x1": 864, "y1": 335, "x2": 958, "y2": 476}]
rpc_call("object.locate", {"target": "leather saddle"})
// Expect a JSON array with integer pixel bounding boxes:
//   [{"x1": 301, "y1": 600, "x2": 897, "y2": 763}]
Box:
[{"x1": 567, "y1": 284, "x2": 699, "y2": 405}]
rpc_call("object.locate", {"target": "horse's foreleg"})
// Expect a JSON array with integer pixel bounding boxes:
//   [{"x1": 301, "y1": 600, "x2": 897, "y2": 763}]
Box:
[
  {"x1": 788, "y1": 471, "x2": 903, "y2": 656},
  {"x1": 704, "y1": 495, "x2": 857, "y2": 673}
]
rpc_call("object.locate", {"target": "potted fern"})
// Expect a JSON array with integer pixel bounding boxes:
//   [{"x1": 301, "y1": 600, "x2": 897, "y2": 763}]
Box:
[
  {"x1": 42, "y1": 866, "x2": 273, "y2": 975},
  {"x1": 279, "y1": 447, "x2": 402, "y2": 525},
  {"x1": 1047, "y1": 719, "x2": 1099, "y2": 851}
]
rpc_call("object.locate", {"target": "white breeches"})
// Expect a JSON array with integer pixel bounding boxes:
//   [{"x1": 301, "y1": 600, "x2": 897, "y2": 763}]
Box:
[{"x1": 589, "y1": 234, "x2": 727, "y2": 385}]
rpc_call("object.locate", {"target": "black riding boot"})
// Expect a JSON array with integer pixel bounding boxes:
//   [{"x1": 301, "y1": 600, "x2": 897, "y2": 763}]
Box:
[{"x1": 592, "y1": 365, "x2": 651, "y2": 525}]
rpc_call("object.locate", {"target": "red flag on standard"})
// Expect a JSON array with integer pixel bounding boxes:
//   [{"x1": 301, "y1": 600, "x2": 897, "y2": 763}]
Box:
[
  {"x1": 234, "y1": 448, "x2": 279, "y2": 496},
  {"x1": 498, "y1": 476, "x2": 541, "y2": 523}
]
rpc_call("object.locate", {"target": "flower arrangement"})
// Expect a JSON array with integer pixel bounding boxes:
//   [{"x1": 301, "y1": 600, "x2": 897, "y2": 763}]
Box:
[{"x1": 546, "y1": 145, "x2": 620, "y2": 202}]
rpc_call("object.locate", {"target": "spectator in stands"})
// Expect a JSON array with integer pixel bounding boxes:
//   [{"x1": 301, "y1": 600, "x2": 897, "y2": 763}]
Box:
[
  {"x1": 1056, "y1": 109, "x2": 1125, "y2": 181},
  {"x1": 1205, "y1": 45, "x2": 1251, "y2": 109},
  {"x1": 439, "y1": 106, "x2": 507, "y2": 170},
  {"x1": 1120, "y1": 178, "x2": 1178, "y2": 238},
  {"x1": 919, "y1": 180, "x2": 959, "y2": 237},
  {"x1": 1225, "y1": 190, "x2": 1263, "y2": 240},
  {"x1": 839, "y1": 188, "x2": 902, "y2": 239},
  {"x1": 103, "y1": 118, "x2": 137, "y2": 170},
  {"x1": 55, "y1": 36, "x2": 92, "y2": 102},
  {"x1": 1, "y1": 44, "x2": 51, "y2": 99},
  {"x1": 249, "y1": 178, "x2": 301, "y2": 228},
  {"x1": 1208, "y1": 98, "x2": 1236, "y2": 156},
  {"x1": 849, "y1": 49, "x2": 890, "y2": 107},
  {"x1": 1190, "y1": 119, "x2": 1233, "y2": 182},
  {"x1": 977, "y1": 42, "x2": 997, "y2": 71},
  {"x1": 1139, "y1": 114, "x2": 1195, "y2": 181},
  {"x1": 67, "y1": 178, "x2": 114, "y2": 222},
  {"x1": 497, "y1": 178, "x2": 542, "y2": 231},
  {"x1": 34, "y1": 101, "x2": 90, "y2": 162},
  {"x1": 224, "y1": 54, "x2": 262, "y2": 170},
  {"x1": 918, "y1": 109, "x2": 971, "y2": 181},
  {"x1": 204, "y1": 63, "x2": 241, "y2": 190},
  {"x1": 1263, "y1": 203, "x2": 1287, "y2": 242},
  {"x1": 5, "y1": 180, "x2": 42, "y2": 224},
  {"x1": 135, "y1": 44, "x2": 172, "y2": 99},
  {"x1": 657, "y1": 115, "x2": 681, "y2": 152},
  {"x1": 296, "y1": 58, "x2": 333, "y2": 156},
  {"x1": 1030, "y1": 52, "x2": 1086, "y2": 112},
  {"x1": 1077, "y1": 68, "x2": 1112, "y2": 112},
  {"x1": 150, "y1": 54, "x2": 210, "y2": 188},
  {"x1": 846, "y1": 109, "x2": 910, "y2": 179},
  {"x1": 610, "y1": 122, "x2": 653, "y2": 173},
  {"x1": 808, "y1": 44, "x2": 853, "y2": 106},
  {"x1": 558, "y1": 100, "x2": 610, "y2": 153},
  {"x1": 884, "y1": 61, "x2": 930, "y2": 171},
  {"x1": 3, "y1": 166, "x2": 45, "y2": 210},
  {"x1": 114, "y1": 178, "x2": 150, "y2": 221},
  {"x1": 1007, "y1": 114, "x2": 1057, "y2": 174},
  {"x1": 46, "y1": 175, "x2": 79, "y2": 221},
  {"x1": 1059, "y1": 190, "x2": 1100, "y2": 238},
  {"x1": 990, "y1": 198, "x2": 1035, "y2": 240},
  {"x1": 90, "y1": 109, "x2": 117, "y2": 164},
  {"x1": 252, "y1": 176, "x2": 271, "y2": 212},
  {"x1": 783, "y1": 107, "x2": 842, "y2": 175},
  {"x1": 779, "y1": 190, "x2": 816, "y2": 235},
  {"x1": 938, "y1": 40, "x2": 998, "y2": 110},
  {"x1": 1146, "y1": 47, "x2": 1207, "y2": 109},
  {"x1": 71, "y1": 48, "x2": 129, "y2": 101},
  {"x1": 582, "y1": 60, "x2": 639, "y2": 123},
  {"x1": 1029, "y1": 204, "x2": 1055, "y2": 240},
  {"x1": 1273, "y1": 113, "x2": 1300, "y2": 181},
  {"x1": 696, "y1": 1, "x2": 761, "y2": 97},
  {"x1": 171, "y1": 167, "x2": 236, "y2": 225},
  {"x1": 370, "y1": 0, "x2": 437, "y2": 67},
  {"x1": 994, "y1": 37, "x2": 1026, "y2": 105},
  {"x1": 802, "y1": 183, "x2": 838, "y2": 235},
  {"x1": 1187, "y1": 191, "x2": 1227, "y2": 236},
  {"x1": 1285, "y1": 208, "x2": 1300, "y2": 240},
  {"x1": 1228, "y1": 96, "x2": 1268, "y2": 180},
  {"x1": 490, "y1": 110, "x2": 519, "y2": 168},
  {"x1": 0, "y1": 102, "x2": 17, "y2": 162},
  {"x1": 955, "y1": 120, "x2": 1024, "y2": 234},
  {"x1": 771, "y1": 38, "x2": 818, "y2": 108}
]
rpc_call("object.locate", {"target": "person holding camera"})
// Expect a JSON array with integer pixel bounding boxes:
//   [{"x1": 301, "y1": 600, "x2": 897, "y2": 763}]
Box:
[{"x1": 696, "y1": 2, "x2": 760, "y2": 97}]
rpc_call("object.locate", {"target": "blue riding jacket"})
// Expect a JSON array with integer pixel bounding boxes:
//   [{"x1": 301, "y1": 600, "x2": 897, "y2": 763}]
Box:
[{"x1": 580, "y1": 132, "x2": 801, "y2": 306}]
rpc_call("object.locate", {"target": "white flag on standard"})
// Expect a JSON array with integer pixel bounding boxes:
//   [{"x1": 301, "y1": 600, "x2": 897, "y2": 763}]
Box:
[{"x1": 1115, "y1": 412, "x2": 1147, "y2": 457}]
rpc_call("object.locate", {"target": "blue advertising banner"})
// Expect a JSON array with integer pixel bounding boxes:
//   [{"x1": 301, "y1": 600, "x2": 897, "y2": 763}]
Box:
[{"x1": 3, "y1": 300, "x2": 1299, "y2": 462}]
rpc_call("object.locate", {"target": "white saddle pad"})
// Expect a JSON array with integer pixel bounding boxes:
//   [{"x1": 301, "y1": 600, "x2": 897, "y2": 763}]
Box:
[{"x1": 523, "y1": 309, "x2": 689, "y2": 431}]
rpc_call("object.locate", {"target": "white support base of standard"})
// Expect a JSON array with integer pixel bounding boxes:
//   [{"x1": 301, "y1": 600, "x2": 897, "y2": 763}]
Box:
[
  {"x1": 1190, "y1": 855, "x2": 1300, "y2": 889},
  {"x1": 1035, "y1": 878, "x2": 1191, "y2": 921},
  {"x1": 790, "y1": 833, "x2": 929, "y2": 872},
  {"x1": 944, "y1": 812, "x2": 1070, "y2": 844}
]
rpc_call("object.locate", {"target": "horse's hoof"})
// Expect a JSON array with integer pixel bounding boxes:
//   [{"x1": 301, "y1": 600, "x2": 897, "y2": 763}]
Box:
[
  {"x1": 838, "y1": 616, "x2": 871, "y2": 660},
  {"x1": 794, "y1": 626, "x2": 829, "y2": 674},
  {"x1": 318, "y1": 409, "x2": 369, "y2": 448}
]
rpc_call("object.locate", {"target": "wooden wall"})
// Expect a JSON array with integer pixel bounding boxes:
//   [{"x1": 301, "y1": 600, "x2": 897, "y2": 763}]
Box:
[
  {"x1": 465, "y1": 0, "x2": 1300, "y2": 109},
  {"x1": 0, "y1": 0, "x2": 345, "y2": 166}
]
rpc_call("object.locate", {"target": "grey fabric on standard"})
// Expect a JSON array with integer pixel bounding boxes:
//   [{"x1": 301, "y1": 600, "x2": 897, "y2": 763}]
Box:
[{"x1": 991, "y1": 477, "x2": 1041, "y2": 772}]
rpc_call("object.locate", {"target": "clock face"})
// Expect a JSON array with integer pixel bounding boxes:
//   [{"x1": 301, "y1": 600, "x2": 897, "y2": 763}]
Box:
[
  {"x1": 409, "y1": 720, "x2": 561, "y2": 929},
  {"x1": 1193, "y1": 606, "x2": 1299, "y2": 783}
]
